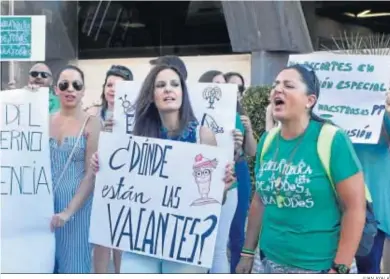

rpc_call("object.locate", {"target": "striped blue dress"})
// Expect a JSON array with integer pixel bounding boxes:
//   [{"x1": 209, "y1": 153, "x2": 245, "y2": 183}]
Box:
[{"x1": 50, "y1": 136, "x2": 93, "y2": 273}]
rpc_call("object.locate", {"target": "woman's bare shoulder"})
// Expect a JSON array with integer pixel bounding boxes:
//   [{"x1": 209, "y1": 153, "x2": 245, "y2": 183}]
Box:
[
  {"x1": 86, "y1": 114, "x2": 103, "y2": 131},
  {"x1": 85, "y1": 105, "x2": 101, "y2": 116}
]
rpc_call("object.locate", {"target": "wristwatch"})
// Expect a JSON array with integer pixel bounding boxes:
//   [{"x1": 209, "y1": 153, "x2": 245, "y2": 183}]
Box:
[{"x1": 332, "y1": 262, "x2": 350, "y2": 274}]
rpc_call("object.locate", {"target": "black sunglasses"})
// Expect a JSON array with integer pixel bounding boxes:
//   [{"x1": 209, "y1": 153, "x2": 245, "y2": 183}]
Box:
[
  {"x1": 294, "y1": 64, "x2": 319, "y2": 95},
  {"x1": 58, "y1": 80, "x2": 84, "y2": 91},
  {"x1": 298, "y1": 64, "x2": 315, "y2": 73},
  {"x1": 30, "y1": 71, "x2": 52, "y2": 79}
]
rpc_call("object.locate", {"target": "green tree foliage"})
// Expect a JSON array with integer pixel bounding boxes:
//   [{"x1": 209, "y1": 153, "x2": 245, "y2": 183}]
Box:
[{"x1": 241, "y1": 85, "x2": 271, "y2": 190}]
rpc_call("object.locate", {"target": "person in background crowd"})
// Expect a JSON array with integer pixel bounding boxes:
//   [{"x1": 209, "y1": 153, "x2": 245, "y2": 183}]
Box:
[
  {"x1": 236, "y1": 64, "x2": 366, "y2": 274},
  {"x1": 49, "y1": 65, "x2": 101, "y2": 273},
  {"x1": 198, "y1": 70, "x2": 226, "y2": 84},
  {"x1": 149, "y1": 55, "x2": 188, "y2": 80},
  {"x1": 86, "y1": 64, "x2": 132, "y2": 274},
  {"x1": 224, "y1": 72, "x2": 257, "y2": 273},
  {"x1": 90, "y1": 64, "x2": 237, "y2": 273},
  {"x1": 10, "y1": 62, "x2": 61, "y2": 114},
  {"x1": 198, "y1": 70, "x2": 244, "y2": 273},
  {"x1": 354, "y1": 91, "x2": 390, "y2": 274},
  {"x1": 224, "y1": 72, "x2": 246, "y2": 101},
  {"x1": 86, "y1": 65, "x2": 133, "y2": 131}
]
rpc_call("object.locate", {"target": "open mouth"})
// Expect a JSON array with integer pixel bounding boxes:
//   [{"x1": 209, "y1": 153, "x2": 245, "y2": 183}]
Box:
[
  {"x1": 273, "y1": 97, "x2": 285, "y2": 108},
  {"x1": 163, "y1": 97, "x2": 176, "y2": 102}
]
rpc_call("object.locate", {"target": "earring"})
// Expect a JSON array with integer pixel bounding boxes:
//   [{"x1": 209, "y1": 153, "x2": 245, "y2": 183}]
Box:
[{"x1": 306, "y1": 104, "x2": 310, "y2": 109}]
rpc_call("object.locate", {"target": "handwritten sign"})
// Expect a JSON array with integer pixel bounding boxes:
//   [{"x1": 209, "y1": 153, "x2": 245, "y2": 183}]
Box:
[
  {"x1": 89, "y1": 132, "x2": 229, "y2": 268},
  {"x1": 112, "y1": 81, "x2": 142, "y2": 135},
  {"x1": 113, "y1": 81, "x2": 237, "y2": 159},
  {"x1": 288, "y1": 53, "x2": 390, "y2": 144},
  {"x1": 0, "y1": 15, "x2": 46, "y2": 61},
  {"x1": 189, "y1": 83, "x2": 237, "y2": 155},
  {"x1": 0, "y1": 88, "x2": 55, "y2": 273}
]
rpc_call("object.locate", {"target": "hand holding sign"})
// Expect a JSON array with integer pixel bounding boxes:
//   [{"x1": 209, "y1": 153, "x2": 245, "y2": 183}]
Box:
[
  {"x1": 223, "y1": 163, "x2": 236, "y2": 188},
  {"x1": 240, "y1": 115, "x2": 253, "y2": 133},
  {"x1": 8, "y1": 80, "x2": 16, "y2": 89},
  {"x1": 103, "y1": 117, "x2": 115, "y2": 132},
  {"x1": 25, "y1": 83, "x2": 40, "y2": 92},
  {"x1": 89, "y1": 133, "x2": 230, "y2": 268},
  {"x1": 233, "y1": 129, "x2": 244, "y2": 155},
  {"x1": 386, "y1": 92, "x2": 390, "y2": 113},
  {"x1": 222, "y1": 163, "x2": 236, "y2": 204},
  {"x1": 90, "y1": 152, "x2": 99, "y2": 173}
]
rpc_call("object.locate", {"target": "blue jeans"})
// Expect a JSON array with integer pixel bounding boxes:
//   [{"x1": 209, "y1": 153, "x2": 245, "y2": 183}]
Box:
[
  {"x1": 229, "y1": 160, "x2": 251, "y2": 273},
  {"x1": 356, "y1": 229, "x2": 386, "y2": 274}
]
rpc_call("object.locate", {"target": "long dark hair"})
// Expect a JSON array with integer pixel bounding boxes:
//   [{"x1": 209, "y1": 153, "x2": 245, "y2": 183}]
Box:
[
  {"x1": 224, "y1": 71, "x2": 245, "y2": 93},
  {"x1": 224, "y1": 72, "x2": 247, "y2": 115},
  {"x1": 133, "y1": 64, "x2": 197, "y2": 138},
  {"x1": 100, "y1": 65, "x2": 133, "y2": 119},
  {"x1": 198, "y1": 70, "x2": 224, "y2": 83},
  {"x1": 284, "y1": 64, "x2": 332, "y2": 124}
]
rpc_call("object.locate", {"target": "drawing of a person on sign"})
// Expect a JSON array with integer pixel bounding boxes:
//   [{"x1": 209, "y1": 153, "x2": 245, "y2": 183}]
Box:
[
  {"x1": 202, "y1": 85, "x2": 222, "y2": 109},
  {"x1": 191, "y1": 154, "x2": 219, "y2": 206}
]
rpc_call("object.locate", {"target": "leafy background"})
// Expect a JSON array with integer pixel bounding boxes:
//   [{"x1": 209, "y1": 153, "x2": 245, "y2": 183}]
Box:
[{"x1": 241, "y1": 85, "x2": 271, "y2": 191}]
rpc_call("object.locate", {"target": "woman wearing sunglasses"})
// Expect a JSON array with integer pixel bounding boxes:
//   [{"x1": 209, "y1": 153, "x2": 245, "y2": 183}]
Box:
[
  {"x1": 49, "y1": 65, "x2": 101, "y2": 273},
  {"x1": 236, "y1": 64, "x2": 366, "y2": 274}
]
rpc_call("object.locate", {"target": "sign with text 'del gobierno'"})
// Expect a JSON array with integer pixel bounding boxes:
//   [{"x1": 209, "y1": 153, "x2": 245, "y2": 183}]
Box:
[
  {"x1": 1, "y1": 88, "x2": 55, "y2": 273},
  {"x1": 0, "y1": 15, "x2": 46, "y2": 61},
  {"x1": 89, "y1": 132, "x2": 229, "y2": 268}
]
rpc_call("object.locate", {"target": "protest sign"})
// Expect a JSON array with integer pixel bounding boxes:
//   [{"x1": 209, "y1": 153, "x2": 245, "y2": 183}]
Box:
[
  {"x1": 0, "y1": 88, "x2": 55, "y2": 273},
  {"x1": 189, "y1": 83, "x2": 237, "y2": 154},
  {"x1": 89, "y1": 132, "x2": 229, "y2": 268},
  {"x1": 0, "y1": 15, "x2": 46, "y2": 61},
  {"x1": 288, "y1": 53, "x2": 390, "y2": 144},
  {"x1": 113, "y1": 81, "x2": 237, "y2": 159},
  {"x1": 112, "y1": 81, "x2": 142, "y2": 135}
]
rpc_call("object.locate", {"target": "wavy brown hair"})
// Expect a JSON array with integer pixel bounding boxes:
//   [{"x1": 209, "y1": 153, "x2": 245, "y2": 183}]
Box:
[{"x1": 133, "y1": 64, "x2": 197, "y2": 138}]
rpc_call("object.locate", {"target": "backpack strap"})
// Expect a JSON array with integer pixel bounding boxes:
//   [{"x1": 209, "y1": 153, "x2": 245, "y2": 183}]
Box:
[
  {"x1": 260, "y1": 127, "x2": 281, "y2": 162},
  {"x1": 317, "y1": 123, "x2": 372, "y2": 202},
  {"x1": 317, "y1": 124, "x2": 339, "y2": 195}
]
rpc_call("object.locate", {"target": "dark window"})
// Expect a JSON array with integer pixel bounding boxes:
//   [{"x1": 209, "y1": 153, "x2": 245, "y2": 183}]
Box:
[{"x1": 78, "y1": 1, "x2": 232, "y2": 59}]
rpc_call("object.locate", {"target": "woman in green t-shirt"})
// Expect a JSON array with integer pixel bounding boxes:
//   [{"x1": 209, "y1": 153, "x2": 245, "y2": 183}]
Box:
[{"x1": 236, "y1": 64, "x2": 366, "y2": 274}]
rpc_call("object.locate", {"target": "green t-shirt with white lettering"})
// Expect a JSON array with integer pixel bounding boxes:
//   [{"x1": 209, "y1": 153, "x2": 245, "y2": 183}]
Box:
[{"x1": 254, "y1": 120, "x2": 361, "y2": 271}]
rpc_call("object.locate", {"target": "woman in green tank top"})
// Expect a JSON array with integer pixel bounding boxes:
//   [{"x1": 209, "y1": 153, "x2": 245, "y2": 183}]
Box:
[{"x1": 236, "y1": 64, "x2": 366, "y2": 274}]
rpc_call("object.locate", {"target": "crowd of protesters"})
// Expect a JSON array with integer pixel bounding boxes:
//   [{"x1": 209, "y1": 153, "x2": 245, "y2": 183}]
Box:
[{"x1": 2, "y1": 55, "x2": 389, "y2": 274}]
